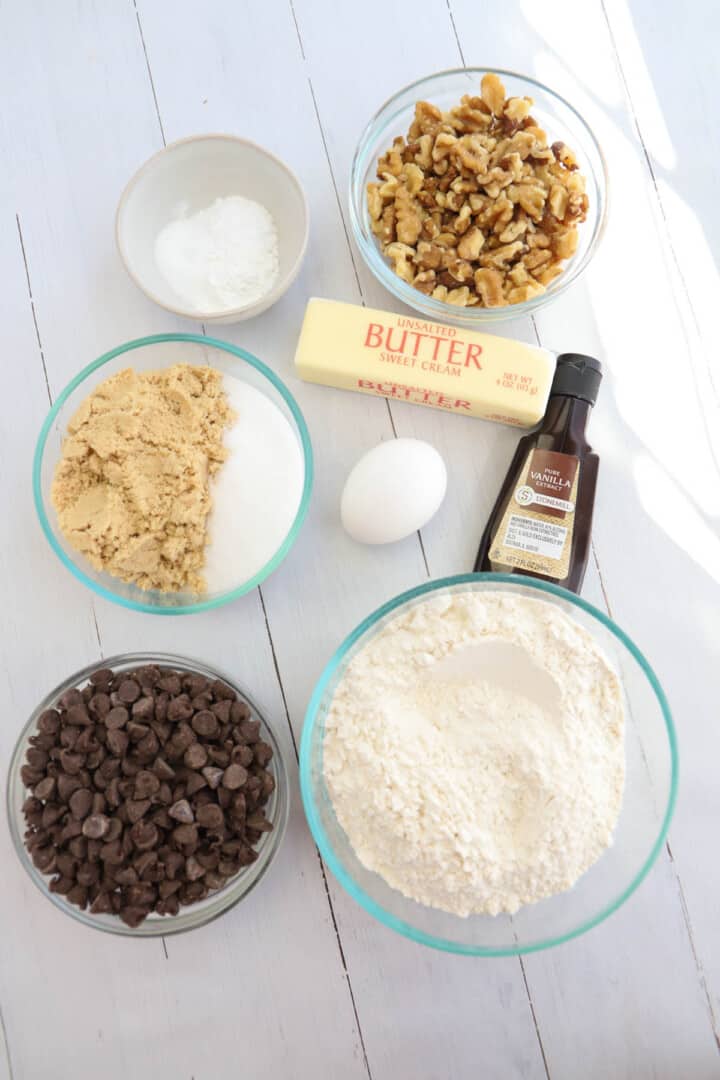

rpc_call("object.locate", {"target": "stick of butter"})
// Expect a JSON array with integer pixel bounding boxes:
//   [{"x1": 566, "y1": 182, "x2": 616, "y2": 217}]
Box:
[{"x1": 294, "y1": 298, "x2": 555, "y2": 428}]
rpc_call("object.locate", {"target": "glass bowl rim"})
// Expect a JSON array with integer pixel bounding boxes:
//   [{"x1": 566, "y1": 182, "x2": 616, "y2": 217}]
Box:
[
  {"x1": 348, "y1": 65, "x2": 609, "y2": 323},
  {"x1": 299, "y1": 572, "x2": 678, "y2": 956},
  {"x1": 33, "y1": 332, "x2": 314, "y2": 615},
  {"x1": 7, "y1": 651, "x2": 290, "y2": 937}
]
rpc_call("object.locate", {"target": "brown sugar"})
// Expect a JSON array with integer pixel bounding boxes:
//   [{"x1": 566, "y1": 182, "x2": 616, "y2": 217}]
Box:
[{"x1": 51, "y1": 364, "x2": 233, "y2": 593}]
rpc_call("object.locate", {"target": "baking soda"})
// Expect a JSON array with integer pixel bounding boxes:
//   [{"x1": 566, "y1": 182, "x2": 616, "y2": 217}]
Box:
[
  {"x1": 155, "y1": 196, "x2": 280, "y2": 314},
  {"x1": 203, "y1": 374, "x2": 304, "y2": 592}
]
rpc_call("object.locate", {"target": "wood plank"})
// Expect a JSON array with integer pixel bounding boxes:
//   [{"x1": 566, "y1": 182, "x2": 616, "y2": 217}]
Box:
[
  {"x1": 599, "y1": 0, "x2": 720, "y2": 1033},
  {"x1": 446, "y1": 0, "x2": 720, "y2": 1074},
  {"x1": 0, "y1": 3, "x2": 366, "y2": 1078}
]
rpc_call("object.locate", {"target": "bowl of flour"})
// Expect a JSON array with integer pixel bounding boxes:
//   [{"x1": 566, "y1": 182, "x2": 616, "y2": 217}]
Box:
[{"x1": 300, "y1": 575, "x2": 677, "y2": 955}]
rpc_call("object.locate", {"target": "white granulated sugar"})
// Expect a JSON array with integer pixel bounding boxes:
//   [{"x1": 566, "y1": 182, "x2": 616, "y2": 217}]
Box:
[
  {"x1": 203, "y1": 374, "x2": 304, "y2": 593},
  {"x1": 323, "y1": 591, "x2": 626, "y2": 917},
  {"x1": 155, "y1": 196, "x2": 279, "y2": 313}
]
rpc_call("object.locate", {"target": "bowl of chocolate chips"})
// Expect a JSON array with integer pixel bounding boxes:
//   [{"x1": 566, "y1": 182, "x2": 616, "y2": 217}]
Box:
[{"x1": 6, "y1": 654, "x2": 289, "y2": 935}]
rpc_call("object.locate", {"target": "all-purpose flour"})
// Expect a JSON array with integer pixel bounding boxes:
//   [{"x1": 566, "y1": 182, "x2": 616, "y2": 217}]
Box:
[{"x1": 323, "y1": 591, "x2": 625, "y2": 917}]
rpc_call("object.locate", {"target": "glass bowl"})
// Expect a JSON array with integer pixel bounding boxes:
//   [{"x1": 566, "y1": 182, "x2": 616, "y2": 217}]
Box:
[
  {"x1": 349, "y1": 68, "x2": 608, "y2": 327},
  {"x1": 33, "y1": 333, "x2": 313, "y2": 614},
  {"x1": 300, "y1": 574, "x2": 677, "y2": 956},
  {"x1": 7, "y1": 653, "x2": 290, "y2": 937}
]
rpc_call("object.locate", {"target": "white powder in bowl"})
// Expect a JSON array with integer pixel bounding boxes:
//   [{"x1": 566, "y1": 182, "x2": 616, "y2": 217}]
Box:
[
  {"x1": 323, "y1": 590, "x2": 626, "y2": 917},
  {"x1": 155, "y1": 196, "x2": 280, "y2": 314},
  {"x1": 203, "y1": 374, "x2": 304, "y2": 593}
]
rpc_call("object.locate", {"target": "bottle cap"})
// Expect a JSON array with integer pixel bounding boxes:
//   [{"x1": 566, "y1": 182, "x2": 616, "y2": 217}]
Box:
[{"x1": 551, "y1": 353, "x2": 602, "y2": 405}]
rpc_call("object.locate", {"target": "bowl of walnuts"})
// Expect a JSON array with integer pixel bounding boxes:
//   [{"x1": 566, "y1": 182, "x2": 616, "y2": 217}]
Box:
[{"x1": 349, "y1": 69, "x2": 607, "y2": 325}]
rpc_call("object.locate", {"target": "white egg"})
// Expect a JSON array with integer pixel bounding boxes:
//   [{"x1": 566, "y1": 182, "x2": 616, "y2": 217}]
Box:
[{"x1": 341, "y1": 438, "x2": 447, "y2": 545}]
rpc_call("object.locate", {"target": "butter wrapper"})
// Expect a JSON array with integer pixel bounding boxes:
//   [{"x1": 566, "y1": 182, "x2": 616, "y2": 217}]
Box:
[{"x1": 294, "y1": 298, "x2": 555, "y2": 428}]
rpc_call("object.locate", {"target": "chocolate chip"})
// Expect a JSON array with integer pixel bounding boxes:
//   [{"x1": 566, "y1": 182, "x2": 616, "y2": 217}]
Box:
[
  {"x1": 185, "y1": 856, "x2": 205, "y2": 881},
  {"x1": 253, "y1": 742, "x2": 273, "y2": 767},
  {"x1": 106, "y1": 706, "x2": 129, "y2": 730},
  {"x1": 183, "y1": 674, "x2": 209, "y2": 697},
  {"x1": 131, "y1": 696, "x2": 155, "y2": 721},
  {"x1": 192, "y1": 710, "x2": 219, "y2": 738},
  {"x1": 66, "y1": 703, "x2": 92, "y2": 727},
  {"x1": 127, "y1": 721, "x2": 149, "y2": 743},
  {"x1": 114, "y1": 866, "x2": 139, "y2": 886},
  {"x1": 117, "y1": 680, "x2": 141, "y2": 704},
  {"x1": 211, "y1": 680, "x2": 235, "y2": 701},
  {"x1": 126, "y1": 799, "x2": 151, "y2": 824},
  {"x1": 134, "y1": 770, "x2": 160, "y2": 799},
  {"x1": 210, "y1": 700, "x2": 232, "y2": 725},
  {"x1": 38, "y1": 709, "x2": 61, "y2": 734},
  {"x1": 195, "y1": 804, "x2": 224, "y2": 830},
  {"x1": 42, "y1": 803, "x2": 64, "y2": 827},
  {"x1": 231, "y1": 745, "x2": 253, "y2": 768},
  {"x1": 69, "y1": 788, "x2": 93, "y2": 819},
  {"x1": 172, "y1": 824, "x2": 198, "y2": 849},
  {"x1": 82, "y1": 814, "x2": 110, "y2": 839},
  {"x1": 152, "y1": 757, "x2": 175, "y2": 781},
  {"x1": 137, "y1": 666, "x2": 161, "y2": 689},
  {"x1": 26, "y1": 747, "x2": 49, "y2": 769},
  {"x1": 90, "y1": 668, "x2": 114, "y2": 687},
  {"x1": 60, "y1": 689, "x2": 84, "y2": 710},
  {"x1": 107, "y1": 728, "x2": 129, "y2": 756},
  {"x1": 185, "y1": 771, "x2": 207, "y2": 796},
  {"x1": 120, "y1": 906, "x2": 149, "y2": 928},
  {"x1": 184, "y1": 743, "x2": 208, "y2": 770},
  {"x1": 167, "y1": 695, "x2": 193, "y2": 723},
  {"x1": 202, "y1": 766, "x2": 224, "y2": 790},
  {"x1": 239, "y1": 720, "x2": 261, "y2": 743},
  {"x1": 230, "y1": 700, "x2": 251, "y2": 724},
  {"x1": 34, "y1": 776, "x2": 57, "y2": 800},
  {"x1": 168, "y1": 799, "x2": 194, "y2": 824},
  {"x1": 158, "y1": 674, "x2": 182, "y2": 695},
  {"x1": 21, "y1": 766, "x2": 43, "y2": 787},
  {"x1": 222, "y1": 764, "x2": 248, "y2": 791},
  {"x1": 130, "y1": 821, "x2": 159, "y2": 851},
  {"x1": 89, "y1": 693, "x2": 111, "y2": 718}
]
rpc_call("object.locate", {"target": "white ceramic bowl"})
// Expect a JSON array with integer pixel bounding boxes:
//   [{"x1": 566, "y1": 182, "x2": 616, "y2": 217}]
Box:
[{"x1": 116, "y1": 135, "x2": 309, "y2": 324}]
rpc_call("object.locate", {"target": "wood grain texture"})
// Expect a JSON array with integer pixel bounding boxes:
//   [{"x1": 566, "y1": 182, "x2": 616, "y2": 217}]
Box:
[{"x1": 0, "y1": 0, "x2": 718, "y2": 1077}]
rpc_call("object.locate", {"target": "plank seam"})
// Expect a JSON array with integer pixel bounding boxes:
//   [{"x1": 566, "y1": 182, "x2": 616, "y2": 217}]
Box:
[
  {"x1": 0, "y1": 1001, "x2": 14, "y2": 1080},
  {"x1": 305, "y1": 76, "x2": 364, "y2": 298},
  {"x1": 288, "y1": 0, "x2": 307, "y2": 61},
  {"x1": 446, "y1": 0, "x2": 467, "y2": 66},
  {"x1": 316, "y1": 853, "x2": 374, "y2": 1080},
  {"x1": 133, "y1": 0, "x2": 167, "y2": 146},
  {"x1": 15, "y1": 215, "x2": 52, "y2": 407},
  {"x1": 666, "y1": 840, "x2": 720, "y2": 1048},
  {"x1": 258, "y1": 585, "x2": 298, "y2": 760},
  {"x1": 257, "y1": 585, "x2": 373, "y2": 1078},
  {"x1": 519, "y1": 957, "x2": 551, "y2": 1080}
]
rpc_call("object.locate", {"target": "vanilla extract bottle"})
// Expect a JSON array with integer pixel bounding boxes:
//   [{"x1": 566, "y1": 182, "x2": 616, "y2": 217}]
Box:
[{"x1": 474, "y1": 353, "x2": 602, "y2": 593}]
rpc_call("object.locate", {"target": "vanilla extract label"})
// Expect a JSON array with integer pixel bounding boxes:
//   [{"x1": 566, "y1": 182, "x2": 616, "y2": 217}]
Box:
[{"x1": 491, "y1": 449, "x2": 580, "y2": 580}]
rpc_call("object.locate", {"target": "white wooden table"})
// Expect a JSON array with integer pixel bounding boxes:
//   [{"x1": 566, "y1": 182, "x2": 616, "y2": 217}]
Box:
[{"x1": 1, "y1": 2, "x2": 719, "y2": 1077}]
